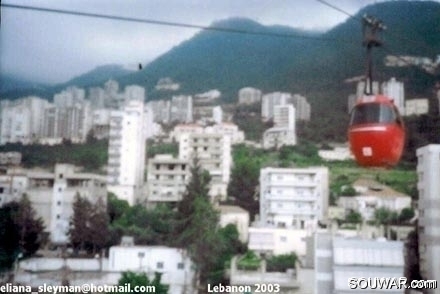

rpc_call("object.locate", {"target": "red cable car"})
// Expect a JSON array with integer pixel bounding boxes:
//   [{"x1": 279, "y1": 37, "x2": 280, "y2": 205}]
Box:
[
  {"x1": 348, "y1": 95, "x2": 405, "y2": 167},
  {"x1": 348, "y1": 15, "x2": 406, "y2": 168}
]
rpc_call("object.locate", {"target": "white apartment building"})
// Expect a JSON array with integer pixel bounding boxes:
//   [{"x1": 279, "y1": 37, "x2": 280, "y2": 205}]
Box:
[
  {"x1": 405, "y1": 98, "x2": 429, "y2": 116},
  {"x1": 338, "y1": 178, "x2": 412, "y2": 221},
  {"x1": 146, "y1": 154, "x2": 190, "y2": 207},
  {"x1": 0, "y1": 164, "x2": 106, "y2": 244},
  {"x1": 205, "y1": 122, "x2": 245, "y2": 145},
  {"x1": 273, "y1": 104, "x2": 295, "y2": 130},
  {"x1": 212, "y1": 105, "x2": 223, "y2": 124},
  {"x1": 53, "y1": 86, "x2": 85, "y2": 108},
  {"x1": 261, "y1": 92, "x2": 291, "y2": 121},
  {"x1": 108, "y1": 246, "x2": 194, "y2": 294},
  {"x1": 147, "y1": 100, "x2": 171, "y2": 123},
  {"x1": 248, "y1": 226, "x2": 310, "y2": 256},
  {"x1": 292, "y1": 94, "x2": 311, "y2": 121},
  {"x1": 259, "y1": 167, "x2": 329, "y2": 231},
  {"x1": 178, "y1": 132, "x2": 231, "y2": 201},
  {"x1": 262, "y1": 127, "x2": 296, "y2": 149},
  {"x1": 170, "y1": 95, "x2": 193, "y2": 123},
  {"x1": 91, "y1": 109, "x2": 111, "y2": 139},
  {"x1": 315, "y1": 233, "x2": 404, "y2": 294},
  {"x1": 170, "y1": 123, "x2": 204, "y2": 142},
  {"x1": 42, "y1": 102, "x2": 92, "y2": 143},
  {"x1": 0, "y1": 96, "x2": 50, "y2": 145},
  {"x1": 88, "y1": 86, "x2": 107, "y2": 109},
  {"x1": 107, "y1": 99, "x2": 147, "y2": 205},
  {"x1": 417, "y1": 144, "x2": 440, "y2": 293},
  {"x1": 238, "y1": 87, "x2": 262, "y2": 105},
  {"x1": 381, "y1": 77, "x2": 405, "y2": 115}
]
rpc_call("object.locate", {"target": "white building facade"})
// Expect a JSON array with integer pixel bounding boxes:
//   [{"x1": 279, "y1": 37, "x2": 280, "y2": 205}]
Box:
[
  {"x1": 417, "y1": 144, "x2": 440, "y2": 293},
  {"x1": 107, "y1": 99, "x2": 147, "y2": 205},
  {"x1": 381, "y1": 77, "x2": 405, "y2": 115},
  {"x1": 146, "y1": 155, "x2": 190, "y2": 207},
  {"x1": 259, "y1": 167, "x2": 329, "y2": 231},
  {"x1": 178, "y1": 132, "x2": 231, "y2": 201},
  {"x1": 238, "y1": 87, "x2": 262, "y2": 105}
]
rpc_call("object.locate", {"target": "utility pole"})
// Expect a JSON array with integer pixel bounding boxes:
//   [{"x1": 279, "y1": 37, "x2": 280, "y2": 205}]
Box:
[{"x1": 362, "y1": 14, "x2": 386, "y2": 95}]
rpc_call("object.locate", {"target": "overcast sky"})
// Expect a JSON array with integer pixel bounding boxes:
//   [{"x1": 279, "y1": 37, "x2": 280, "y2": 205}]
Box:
[{"x1": 0, "y1": 0, "x2": 430, "y2": 84}]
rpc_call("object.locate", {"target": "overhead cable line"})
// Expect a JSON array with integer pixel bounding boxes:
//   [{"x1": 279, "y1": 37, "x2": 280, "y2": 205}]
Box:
[
  {"x1": 315, "y1": 0, "x2": 437, "y2": 56},
  {"x1": 1, "y1": 3, "x2": 355, "y2": 44}
]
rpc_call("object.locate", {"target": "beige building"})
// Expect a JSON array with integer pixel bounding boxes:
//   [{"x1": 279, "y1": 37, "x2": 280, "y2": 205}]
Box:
[
  {"x1": 218, "y1": 205, "x2": 250, "y2": 243},
  {"x1": 405, "y1": 98, "x2": 429, "y2": 116},
  {"x1": 146, "y1": 154, "x2": 190, "y2": 207},
  {"x1": 0, "y1": 164, "x2": 106, "y2": 244},
  {"x1": 178, "y1": 132, "x2": 231, "y2": 201}
]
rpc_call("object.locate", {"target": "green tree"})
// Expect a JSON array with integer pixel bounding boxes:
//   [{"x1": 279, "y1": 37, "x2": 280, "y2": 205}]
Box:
[
  {"x1": 227, "y1": 147, "x2": 260, "y2": 221},
  {"x1": 374, "y1": 207, "x2": 399, "y2": 225},
  {"x1": 116, "y1": 271, "x2": 168, "y2": 294},
  {"x1": 174, "y1": 161, "x2": 224, "y2": 294},
  {"x1": 69, "y1": 194, "x2": 109, "y2": 254},
  {"x1": 399, "y1": 207, "x2": 415, "y2": 223},
  {"x1": 340, "y1": 185, "x2": 357, "y2": 196},
  {"x1": 0, "y1": 196, "x2": 45, "y2": 271},
  {"x1": 15, "y1": 194, "x2": 45, "y2": 257},
  {"x1": 267, "y1": 253, "x2": 298, "y2": 272},
  {"x1": 345, "y1": 210, "x2": 363, "y2": 224}
]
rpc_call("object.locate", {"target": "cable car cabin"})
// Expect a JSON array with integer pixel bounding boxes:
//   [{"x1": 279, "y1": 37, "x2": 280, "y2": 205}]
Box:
[{"x1": 348, "y1": 95, "x2": 405, "y2": 168}]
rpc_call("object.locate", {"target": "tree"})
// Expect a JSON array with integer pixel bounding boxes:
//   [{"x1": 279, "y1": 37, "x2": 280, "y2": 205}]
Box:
[
  {"x1": 345, "y1": 210, "x2": 363, "y2": 224},
  {"x1": 15, "y1": 194, "x2": 45, "y2": 257},
  {"x1": 116, "y1": 271, "x2": 168, "y2": 294},
  {"x1": 174, "y1": 160, "x2": 224, "y2": 294},
  {"x1": 0, "y1": 195, "x2": 45, "y2": 271},
  {"x1": 227, "y1": 146, "x2": 260, "y2": 220},
  {"x1": 399, "y1": 207, "x2": 415, "y2": 223},
  {"x1": 374, "y1": 207, "x2": 399, "y2": 225},
  {"x1": 69, "y1": 194, "x2": 109, "y2": 254}
]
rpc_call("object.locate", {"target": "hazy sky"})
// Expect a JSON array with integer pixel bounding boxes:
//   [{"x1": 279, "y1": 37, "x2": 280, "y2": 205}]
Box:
[{"x1": 0, "y1": 0, "x2": 427, "y2": 84}]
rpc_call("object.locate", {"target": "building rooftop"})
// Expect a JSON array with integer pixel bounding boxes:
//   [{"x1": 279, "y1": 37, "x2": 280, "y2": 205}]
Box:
[{"x1": 352, "y1": 178, "x2": 409, "y2": 198}]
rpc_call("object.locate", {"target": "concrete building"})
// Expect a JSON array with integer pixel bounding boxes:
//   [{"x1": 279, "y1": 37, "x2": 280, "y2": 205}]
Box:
[
  {"x1": 53, "y1": 86, "x2": 85, "y2": 108},
  {"x1": 0, "y1": 97, "x2": 50, "y2": 145},
  {"x1": 405, "y1": 98, "x2": 429, "y2": 116},
  {"x1": 107, "y1": 100, "x2": 147, "y2": 205},
  {"x1": 212, "y1": 106, "x2": 223, "y2": 124},
  {"x1": 238, "y1": 87, "x2": 262, "y2": 105},
  {"x1": 146, "y1": 154, "x2": 190, "y2": 207},
  {"x1": 262, "y1": 92, "x2": 291, "y2": 121},
  {"x1": 0, "y1": 152, "x2": 22, "y2": 166},
  {"x1": 205, "y1": 123, "x2": 245, "y2": 145},
  {"x1": 88, "y1": 87, "x2": 107, "y2": 109},
  {"x1": 170, "y1": 123, "x2": 204, "y2": 142},
  {"x1": 382, "y1": 77, "x2": 405, "y2": 115},
  {"x1": 155, "y1": 77, "x2": 180, "y2": 91},
  {"x1": 337, "y1": 178, "x2": 412, "y2": 221},
  {"x1": 248, "y1": 226, "x2": 310, "y2": 257},
  {"x1": 218, "y1": 205, "x2": 250, "y2": 243},
  {"x1": 16, "y1": 245, "x2": 194, "y2": 294},
  {"x1": 262, "y1": 127, "x2": 297, "y2": 149},
  {"x1": 315, "y1": 233, "x2": 404, "y2": 294},
  {"x1": 108, "y1": 245, "x2": 194, "y2": 294},
  {"x1": 147, "y1": 100, "x2": 171, "y2": 123},
  {"x1": 292, "y1": 94, "x2": 311, "y2": 121},
  {"x1": 42, "y1": 102, "x2": 92, "y2": 143},
  {"x1": 170, "y1": 95, "x2": 193, "y2": 123},
  {"x1": 259, "y1": 167, "x2": 329, "y2": 231},
  {"x1": 91, "y1": 109, "x2": 111, "y2": 139},
  {"x1": 0, "y1": 164, "x2": 106, "y2": 244},
  {"x1": 178, "y1": 132, "x2": 231, "y2": 201},
  {"x1": 416, "y1": 144, "x2": 440, "y2": 293},
  {"x1": 318, "y1": 146, "x2": 354, "y2": 162},
  {"x1": 273, "y1": 104, "x2": 295, "y2": 130}
]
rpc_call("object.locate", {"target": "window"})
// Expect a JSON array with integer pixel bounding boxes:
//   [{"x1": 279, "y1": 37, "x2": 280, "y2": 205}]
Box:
[
  {"x1": 280, "y1": 236, "x2": 287, "y2": 242},
  {"x1": 57, "y1": 201, "x2": 61, "y2": 206},
  {"x1": 0, "y1": 187, "x2": 3, "y2": 194},
  {"x1": 177, "y1": 262, "x2": 184, "y2": 270},
  {"x1": 157, "y1": 262, "x2": 164, "y2": 269}
]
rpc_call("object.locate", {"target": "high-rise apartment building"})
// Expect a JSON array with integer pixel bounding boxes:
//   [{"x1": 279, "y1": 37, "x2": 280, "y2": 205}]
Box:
[
  {"x1": 0, "y1": 96, "x2": 50, "y2": 145},
  {"x1": 416, "y1": 144, "x2": 440, "y2": 293},
  {"x1": 291, "y1": 94, "x2": 311, "y2": 121},
  {"x1": 273, "y1": 104, "x2": 295, "y2": 130},
  {"x1": 261, "y1": 92, "x2": 291, "y2": 121},
  {"x1": 107, "y1": 100, "x2": 147, "y2": 205},
  {"x1": 170, "y1": 95, "x2": 193, "y2": 123},
  {"x1": 238, "y1": 87, "x2": 262, "y2": 105},
  {"x1": 178, "y1": 132, "x2": 231, "y2": 201},
  {"x1": 259, "y1": 167, "x2": 329, "y2": 231}
]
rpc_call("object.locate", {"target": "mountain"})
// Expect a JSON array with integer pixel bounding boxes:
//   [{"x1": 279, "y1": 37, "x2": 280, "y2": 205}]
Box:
[
  {"x1": 1, "y1": 1, "x2": 439, "y2": 140},
  {"x1": 0, "y1": 74, "x2": 51, "y2": 98},
  {"x1": 116, "y1": 1, "x2": 439, "y2": 106}
]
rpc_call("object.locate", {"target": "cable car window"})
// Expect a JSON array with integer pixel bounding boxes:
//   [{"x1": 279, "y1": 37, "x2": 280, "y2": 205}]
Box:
[{"x1": 350, "y1": 104, "x2": 397, "y2": 125}]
